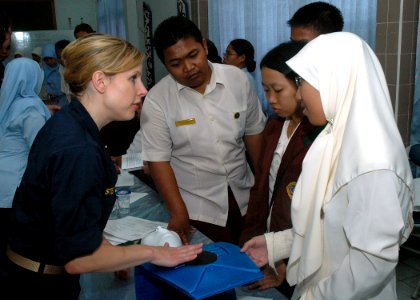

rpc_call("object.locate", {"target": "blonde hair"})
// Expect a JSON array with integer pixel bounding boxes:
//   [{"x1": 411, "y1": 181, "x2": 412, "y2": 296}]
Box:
[{"x1": 61, "y1": 33, "x2": 144, "y2": 96}]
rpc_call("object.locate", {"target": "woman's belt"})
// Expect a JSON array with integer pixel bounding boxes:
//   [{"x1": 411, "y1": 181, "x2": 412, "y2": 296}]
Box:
[{"x1": 6, "y1": 247, "x2": 66, "y2": 275}]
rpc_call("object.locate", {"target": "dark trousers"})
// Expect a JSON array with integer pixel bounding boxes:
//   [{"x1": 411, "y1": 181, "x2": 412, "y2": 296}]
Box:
[
  {"x1": 1, "y1": 208, "x2": 80, "y2": 299},
  {"x1": 0, "y1": 208, "x2": 10, "y2": 288},
  {"x1": 190, "y1": 187, "x2": 244, "y2": 245}
]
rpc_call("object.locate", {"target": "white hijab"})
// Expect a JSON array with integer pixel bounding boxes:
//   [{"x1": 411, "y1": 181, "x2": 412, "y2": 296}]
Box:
[{"x1": 285, "y1": 32, "x2": 413, "y2": 285}]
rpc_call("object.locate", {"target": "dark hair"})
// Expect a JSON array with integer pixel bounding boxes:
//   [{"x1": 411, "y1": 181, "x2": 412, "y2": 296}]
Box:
[
  {"x1": 229, "y1": 39, "x2": 256, "y2": 72},
  {"x1": 153, "y1": 16, "x2": 203, "y2": 63},
  {"x1": 206, "y1": 38, "x2": 222, "y2": 63},
  {"x1": 260, "y1": 41, "x2": 307, "y2": 82},
  {"x1": 74, "y1": 23, "x2": 95, "y2": 38},
  {"x1": 287, "y1": 1, "x2": 344, "y2": 34},
  {"x1": 55, "y1": 39, "x2": 71, "y2": 52},
  {"x1": 0, "y1": 10, "x2": 11, "y2": 46}
]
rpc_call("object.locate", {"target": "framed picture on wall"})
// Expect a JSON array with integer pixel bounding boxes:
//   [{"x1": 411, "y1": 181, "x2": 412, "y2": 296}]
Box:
[
  {"x1": 0, "y1": 0, "x2": 56, "y2": 30},
  {"x1": 143, "y1": 2, "x2": 155, "y2": 89},
  {"x1": 177, "y1": 0, "x2": 190, "y2": 18}
]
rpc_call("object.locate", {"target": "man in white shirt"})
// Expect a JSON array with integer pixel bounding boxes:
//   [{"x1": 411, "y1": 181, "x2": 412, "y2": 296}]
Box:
[{"x1": 141, "y1": 16, "x2": 266, "y2": 244}]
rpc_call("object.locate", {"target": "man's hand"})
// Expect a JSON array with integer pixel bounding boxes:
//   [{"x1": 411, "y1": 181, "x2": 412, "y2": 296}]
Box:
[
  {"x1": 246, "y1": 263, "x2": 286, "y2": 290},
  {"x1": 167, "y1": 212, "x2": 192, "y2": 245},
  {"x1": 114, "y1": 268, "x2": 130, "y2": 280}
]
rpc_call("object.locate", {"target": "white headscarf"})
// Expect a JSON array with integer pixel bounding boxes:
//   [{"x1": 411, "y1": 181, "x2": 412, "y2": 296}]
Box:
[
  {"x1": 285, "y1": 32, "x2": 413, "y2": 285},
  {"x1": 0, "y1": 57, "x2": 49, "y2": 136}
]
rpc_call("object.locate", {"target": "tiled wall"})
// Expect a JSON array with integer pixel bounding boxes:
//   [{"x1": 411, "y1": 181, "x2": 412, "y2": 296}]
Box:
[{"x1": 376, "y1": 0, "x2": 419, "y2": 145}]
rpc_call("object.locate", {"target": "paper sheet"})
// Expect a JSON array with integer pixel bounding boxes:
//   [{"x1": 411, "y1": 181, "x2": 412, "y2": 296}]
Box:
[
  {"x1": 121, "y1": 152, "x2": 143, "y2": 171},
  {"x1": 116, "y1": 171, "x2": 136, "y2": 187},
  {"x1": 104, "y1": 216, "x2": 168, "y2": 245}
]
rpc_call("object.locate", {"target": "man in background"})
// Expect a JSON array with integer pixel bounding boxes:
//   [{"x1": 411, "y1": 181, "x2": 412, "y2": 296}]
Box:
[
  {"x1": 74, "y1": 22, "x2": 95, "y2": 39},
  {"x1": 288, "y1": 1, "x2": 344, "y2": 42},
  {"x1": 55, "y1": 39, "x2": 71, "y2": 103}
]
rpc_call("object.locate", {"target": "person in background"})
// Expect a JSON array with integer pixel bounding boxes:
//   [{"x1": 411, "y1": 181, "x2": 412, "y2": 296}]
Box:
[
  {"x1": 239, "y1": 41, "x2": 322, "y2": 299},
  {"x1": 3, "y1": 34, "x2": 202, "y2": 299},
  {"x1": 73, "y1": 22, "x2": 95, "y2": 39},
  {"x1": 223, "y1": 38, "x2": 256, "y2": 69},
  {"x1": 41, "y1": 43, "x2": 67, "y2": 107},
  {"x1": 287, "y1": 1, "x2": 344, "y2": 42},
  {"x1": 223, "y1": 38, "x2": 271, "y2": 116},
  {"x1": 223, "y1": 38, "x2": 257, "y2": 88},
  {"x1": 13, "y1": 51, "x2": 23, "y2": 58},
  {"x1": 100, "y1": 113, "x2": 140, "y2": 157},
  {"x1": 205, "y1": 38, "x2": 222, "y2": 63},
  {"x1": 409, "y1": 144, "x2": 420, "y2": 167},
  {"x1": 55, "y1": 39, "x2": 71, "y2": 102},
  {"x1": 31, "y1": 46, "x2": 42, "y2": 64},
  {"x1": 242, "y1": 32, "x2": 413, "y2": 300},
  {"x1": 111, "y1": 101, "x2": 157, "y2": 192},
  {"x1": 141, "y1": 16, "x2": 266, "y2": 245},
  {"x1": 0, "y1": 10, "x2": 11, "y2": 88},
  {"x1": 0, "y1": 57, "x2": 51, "y2": 281}
]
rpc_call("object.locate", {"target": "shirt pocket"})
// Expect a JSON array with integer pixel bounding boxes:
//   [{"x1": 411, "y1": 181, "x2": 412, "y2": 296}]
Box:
[{"x1": 231, "y1": 109, "x2": 247, "y2": 141}]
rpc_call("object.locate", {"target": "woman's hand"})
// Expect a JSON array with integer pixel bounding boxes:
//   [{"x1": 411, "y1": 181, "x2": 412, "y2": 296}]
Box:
[
  {"x1": 241, "y1": 235, "x2": 268, "y2": 267},
  {"x1": 150, "y1": 243, "x2": 203, "y2": 267}
]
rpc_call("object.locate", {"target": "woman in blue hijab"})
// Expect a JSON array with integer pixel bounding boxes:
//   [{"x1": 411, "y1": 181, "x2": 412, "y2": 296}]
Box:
[
  {"x1": 41, "y1": 43, "x2": 67, "y2": 106},
  {"x1": 0, "y1": 57, "x2": 51, "y2": 264}
]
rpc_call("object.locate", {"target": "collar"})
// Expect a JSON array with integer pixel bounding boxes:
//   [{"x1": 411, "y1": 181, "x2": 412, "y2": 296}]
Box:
[
  {"x1": 174, "y1": 61, "x2": 225, "y2": 94},
  {"x1": 68, "y1": 99, "x2": 104, "y2": 148}
]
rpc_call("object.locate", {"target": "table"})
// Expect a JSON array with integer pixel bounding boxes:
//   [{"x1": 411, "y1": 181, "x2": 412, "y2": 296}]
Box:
[
  {"x1": 79, "y1": 174, "x2": 286, "y2": 300},
  {"x1": 79, "y1": 175, "x2": 212, "y2": 300}
]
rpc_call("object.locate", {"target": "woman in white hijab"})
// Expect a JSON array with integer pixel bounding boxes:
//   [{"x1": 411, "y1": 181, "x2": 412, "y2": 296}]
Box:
[{"x1": 242, "y1": 32, "x2": 413, "y2": 299}]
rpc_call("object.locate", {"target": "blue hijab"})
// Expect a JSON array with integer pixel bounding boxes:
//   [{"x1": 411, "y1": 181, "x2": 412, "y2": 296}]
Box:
[
  {"x1": 0, "y1": 57, "x2": 50, "y2": 136},
  {"x1": 41, "y1": 43, "x2": 62, "y2": 96}
]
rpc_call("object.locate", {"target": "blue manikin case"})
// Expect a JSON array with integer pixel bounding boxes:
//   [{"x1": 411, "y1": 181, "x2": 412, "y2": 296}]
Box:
[{"x1": 136, "y1": 242, "x2": 263, "y2": 300}]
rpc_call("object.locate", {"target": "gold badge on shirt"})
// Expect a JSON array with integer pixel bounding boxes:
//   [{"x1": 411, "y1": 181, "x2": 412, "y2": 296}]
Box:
[
  {"x1": 105, "y1": 187, "x2": 115, "y2": 196},
  {"x1": 175, "y1": 118, "x2": 196, "y2": 127},
  {"x1": 286, "y1": 182, "x2": 296, "y2": 200}
]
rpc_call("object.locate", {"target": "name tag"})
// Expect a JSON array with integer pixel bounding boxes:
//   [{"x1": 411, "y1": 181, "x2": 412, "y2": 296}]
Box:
[{"x1": 175, "y1": 118, "x2": 196, "y2": 127}]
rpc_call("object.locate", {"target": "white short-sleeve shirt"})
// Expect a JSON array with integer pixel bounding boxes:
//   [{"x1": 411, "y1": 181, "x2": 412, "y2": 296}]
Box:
[{"x1": 141, "y1": 62, "x2": 267, "y2": 226}]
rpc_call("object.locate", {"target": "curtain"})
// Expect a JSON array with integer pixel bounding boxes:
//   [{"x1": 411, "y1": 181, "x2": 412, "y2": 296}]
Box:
[
  {"x1": 209, "y1": 0, "x2": 290, "y2": 114},
  {"x1": 97, "y1": 0, "x2": 127, "y2": 39},
  {"x1": 409, "y1": 5, "x2": 420, "y2": 176},
  {"x1": 209, "y1": 0, "x2": 377, "y2": 115},
  {"x1": 289, "y1": 0, "x2": 376, "y2": 48}
]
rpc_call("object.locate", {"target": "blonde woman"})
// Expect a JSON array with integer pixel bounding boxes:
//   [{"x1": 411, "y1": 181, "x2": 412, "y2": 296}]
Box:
[{"x1": 3, "y1": 34, "x2": 202, "y2": 299}]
